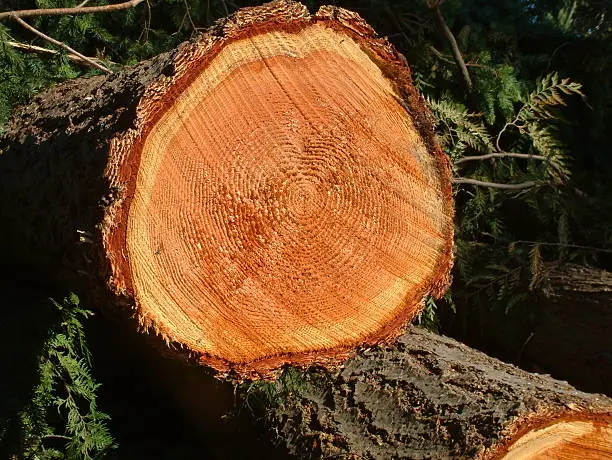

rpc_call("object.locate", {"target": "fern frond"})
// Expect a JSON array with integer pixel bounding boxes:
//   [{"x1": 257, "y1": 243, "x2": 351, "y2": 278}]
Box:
[
  {"x1": 527, "y1": 123, "x2": 571, "y2": 183},
  {"x1": 519, "y1": 72, "x2": 584, "y2": 122},
  {"x1": 17, "y1": 294, "x2": 115, "y2": 459},
  {"x1": 528, "y1": 244, "x2": 544, "y2": 290},
  {"x1": 427, "y1": 97, "x2": 493, "y2": 156}
]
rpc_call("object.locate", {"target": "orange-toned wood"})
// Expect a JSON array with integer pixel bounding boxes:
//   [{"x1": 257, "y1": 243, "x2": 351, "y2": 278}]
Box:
[
  {"x1": 502, "y1": 420, "x2": 612, "y2": 459},
  {"x1": 0, "y1": 1, "x2": 452, "y2": 380},
  {"x1": 101, "y1": 1, "x2": 453, "y2": 378}
]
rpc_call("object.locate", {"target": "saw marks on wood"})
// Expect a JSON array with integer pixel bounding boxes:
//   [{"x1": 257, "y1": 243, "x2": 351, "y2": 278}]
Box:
[
  {"x1": 126, "y1": 23, "x2": 452, "y2": 369},
  {"x1": 502, "y1": 420, "x2": 612, "y2": 460}
]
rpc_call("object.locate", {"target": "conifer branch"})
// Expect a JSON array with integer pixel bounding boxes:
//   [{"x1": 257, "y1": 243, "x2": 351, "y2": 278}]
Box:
[
  {"x1": 455, "y1": 152, "x2": 547, "y2": 165},
  {"x1": 452, "y1": 177, "x2": 538, "y2": 190},
  {"x1": 0, "y1": 0, "x2": 144, "y2": 20},
  {"x1": 12, "y1": 16, "x2": 112, "y2": 74}
]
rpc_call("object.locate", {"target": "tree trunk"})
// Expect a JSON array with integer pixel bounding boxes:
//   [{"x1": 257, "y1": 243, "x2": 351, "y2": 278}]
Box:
[
  {"x1": 0, "y1": 0, "x2": 453, "y2": 380},
  {"x1": 253, "y1": 324, "x2": 612, "y2": 459},
  {"x1": 2, "y1": 5, "x2": 610, "y2": 456},
  {"x1": 523, "y1": 263, "x2": 612, "y2": 394},
  {"x1": 444, "y1": 263, "x2": 612, "y2": 395}
]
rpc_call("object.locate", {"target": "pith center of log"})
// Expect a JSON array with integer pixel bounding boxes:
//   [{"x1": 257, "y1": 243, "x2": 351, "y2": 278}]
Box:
[{"x1": 123, "y1": 22, "x2": 451, "y2": 371}]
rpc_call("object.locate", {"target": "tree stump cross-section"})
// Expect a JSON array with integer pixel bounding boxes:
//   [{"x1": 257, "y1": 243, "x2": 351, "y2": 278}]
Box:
[{"x1": 0, "y1": 1, "x2": 453, "y2": 379}]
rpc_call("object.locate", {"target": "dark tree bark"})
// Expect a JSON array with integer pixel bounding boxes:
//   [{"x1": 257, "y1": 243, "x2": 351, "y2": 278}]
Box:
[
  {"x1": 255, "y1": 325, "x2": 612, "y2": 459},
  {"x1": 1, "y1": 2, "x2": 610, "y2": 456}
]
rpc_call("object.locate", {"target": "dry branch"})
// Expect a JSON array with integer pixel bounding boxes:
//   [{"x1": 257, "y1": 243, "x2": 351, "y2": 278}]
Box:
[
  {"x1": 12, "y1": 16, "x2": 112, "y2": 73},
  {"x1": 429, "y1": 1, "x2": 473, "y2": 91},
  {"x1": 5, "y1": 40, "x2": 114, "y2": 67},
  {"x1": 0, "y1": 0, "x2": 144, "y2": 20},
  {"x1": 452, "y1": 177, "x2": 538, "y2": 189},
  {"x1": 0, "y1": 1, "x2": 145, "y2": 73},
  {"x1": 455, "y1": 151, "x2": 548, "y2": 165}
]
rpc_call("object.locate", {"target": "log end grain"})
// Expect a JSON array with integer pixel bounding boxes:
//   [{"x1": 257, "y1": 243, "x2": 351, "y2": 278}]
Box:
[
  {"x1": 101, "y1": 1, "x2": 454, "y2": 379},
  {"x1": 496, "y1": 416, "x2": 612, "y2": 459}
]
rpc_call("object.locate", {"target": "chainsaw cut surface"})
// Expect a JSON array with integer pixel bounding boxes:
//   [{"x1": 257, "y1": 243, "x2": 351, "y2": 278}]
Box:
[{"x1": 126, "y1": 23, "x2": 451, "y2": 369}]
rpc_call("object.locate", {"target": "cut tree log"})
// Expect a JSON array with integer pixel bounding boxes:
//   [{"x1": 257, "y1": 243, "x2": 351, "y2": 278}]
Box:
[
  {"x1": 0, "y1": 0, "x2": 453, "y2": 379},
  {"x1": 524, "y1": 263, "x2": 612, "y2": 395},
  {"x1": 253, "y1": 325, "x2": 612, "y2": 459},
  {"x1": 445, "y1": 263, "x2": 612, "y2": 395},
  {"x1": 2, "y1": 3, "x2": 610, "y2": 456}
]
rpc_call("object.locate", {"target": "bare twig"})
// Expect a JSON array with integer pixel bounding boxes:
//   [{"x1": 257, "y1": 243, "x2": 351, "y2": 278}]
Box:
[
  {"x1": 0, "y1": 0, "x2": 144, "y2": 20},
  {"x1": 5, "y1": 40, "x2": 115, "y2": 66},
  {"x1": 13, "y1": 16, "x2": 112, "y2": 74},
  {"x1": 220, "y1": 0, "x2": 229, "y2": 16},
  {"x1": 183, "y1": 0, "x2": 196, "y2": 33},
  {"x1": 76, "y1": 0, "x2": 91, "y2": 7},
  {"x1": 42, "y1": 434, "x2": 72, "y2": 441},
  {"x1": 511, "y1": 241, "x2": 612, "y2": 254},
  {"x1": 429, "y1": 46, "x2": 497, "y2": 72},
  {"x1": 137, "y1": 0, "x2": 151, "y2": 42},
  {"x1": 453, "y1": 177, "x2": 538, "y2": 190},
  {"x1": 429, "y1": 1, "x2": 473, "y2": 91},
  {"x1": 144, "y1": 0, "x2": 151, "y2": 41},
  {"x1": 517, "y1": 332, "x2": 534, "y2": 364},
  {"x1": 495, "y1": 117, "x2": 522, "y2": 152},
  {"x1": 455, "y1": 152, "x2": 547, "y2": 165}
]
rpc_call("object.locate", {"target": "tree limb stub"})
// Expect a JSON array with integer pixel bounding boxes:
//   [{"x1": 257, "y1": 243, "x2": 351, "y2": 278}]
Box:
[{"x1": 0, "y1": 0, "x2": 454, "y2": 380}]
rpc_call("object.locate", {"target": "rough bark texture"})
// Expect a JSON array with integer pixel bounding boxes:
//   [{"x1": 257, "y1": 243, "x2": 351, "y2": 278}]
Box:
[
  {"x1": 0, "y1": 1, "x2": 454, "y2": 379},
  {"x1": 258, "y1": 325, "x2": 611, "y2": 459},
  {"x1": 0, "y1": 42, "x2": 176, "y2": 283}
]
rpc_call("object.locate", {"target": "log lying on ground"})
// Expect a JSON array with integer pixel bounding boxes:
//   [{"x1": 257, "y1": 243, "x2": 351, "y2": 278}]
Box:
[
  {"x1": 446, "y1": 263, "x2": 612, "y2": 395},
  {"x1": 524, "y1": 263, "x2": 612, "y2": 395},
  {"x1": 0, "y1": 0, "x2": 453, "y2": 379},
  {"x1": 255, "y1": 325, "x2": 612, "y2": 459}
]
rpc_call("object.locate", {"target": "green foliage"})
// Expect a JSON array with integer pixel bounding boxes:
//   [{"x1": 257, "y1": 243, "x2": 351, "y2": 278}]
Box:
[
  {"x1": 427, "y1": 97, "x2": 492, "y2": 159},
  {"x1": 415, "y1": 292, "x2": 455, "y2": 332},
  {"x1": 429, "y1": 70, "x2": 581, "y2": 192},
  {"x1": 472, "y1": 60, "x2": 523, "y2": 125},
  {"x1": 517, "y1": 72, "x2": 584, "y2": 122},
  {"x1": 16, "y1": 294, "x2": 115, "y2": 459},
  {"x1": 241, "y1": 367, "x2": 307, "y2": 418},
  {"x1": 426, "y1": 68, "x2": 586, "y2": 316}
]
